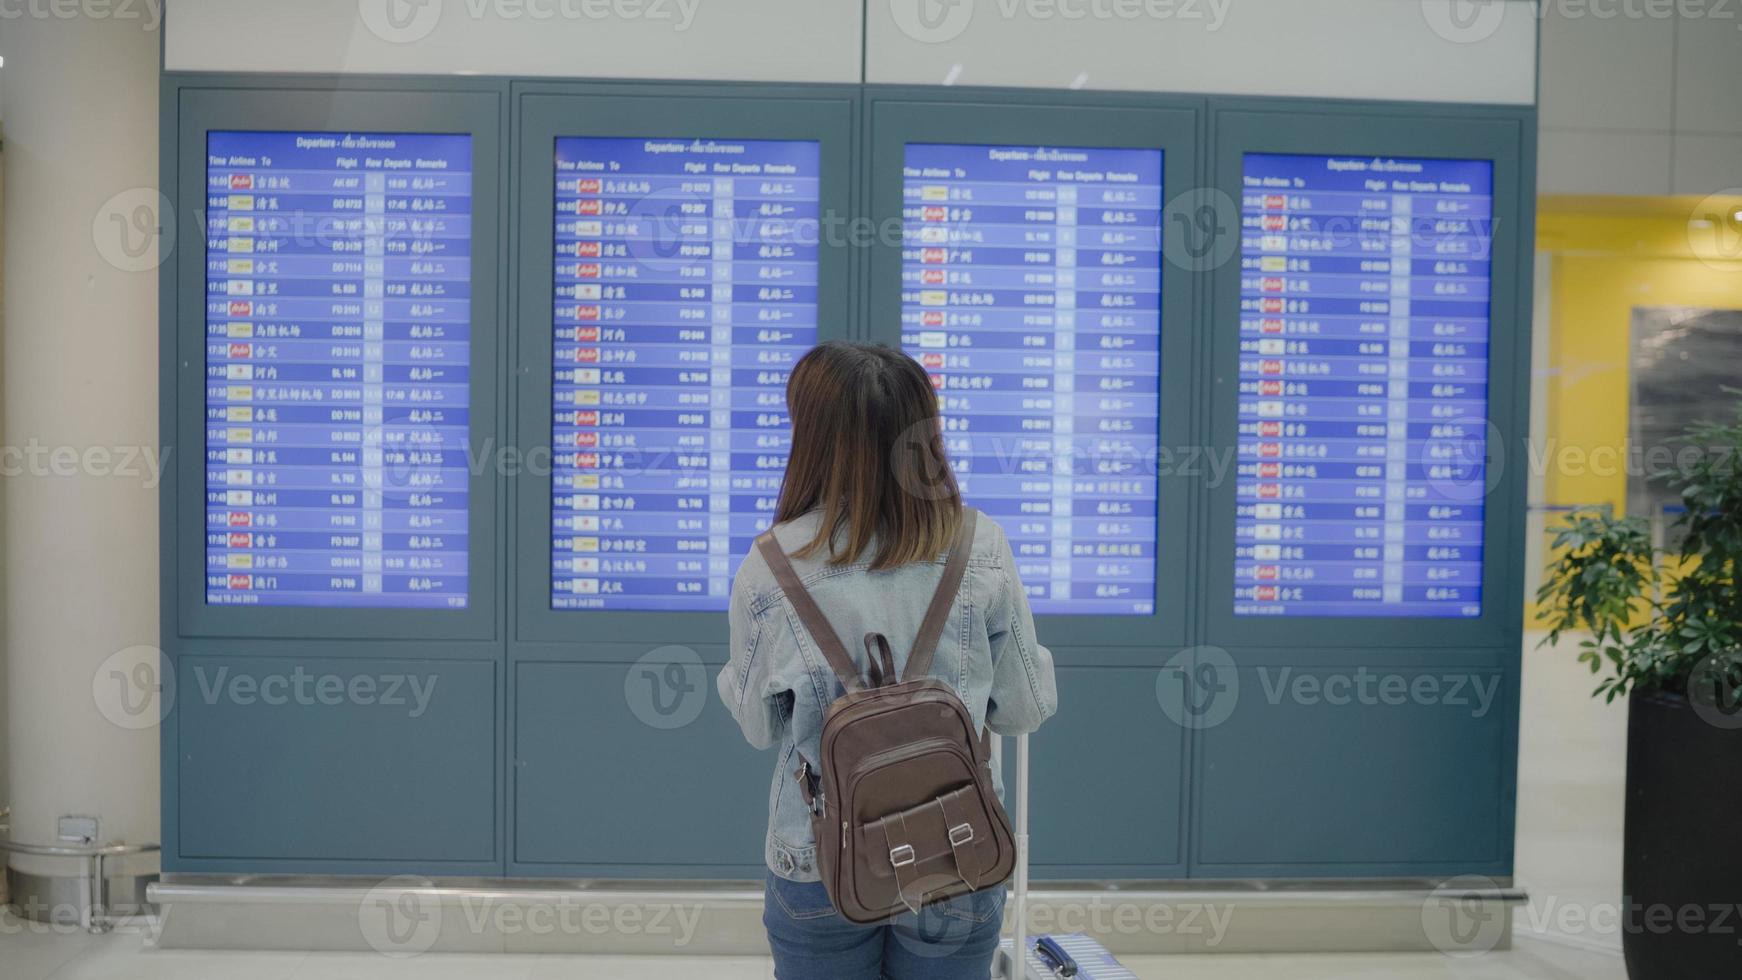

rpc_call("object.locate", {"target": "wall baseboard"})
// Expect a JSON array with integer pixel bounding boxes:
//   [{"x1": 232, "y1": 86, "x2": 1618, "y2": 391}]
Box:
[{"x1": 147, "y1": 876, "x2": 1523, "y2": 956}]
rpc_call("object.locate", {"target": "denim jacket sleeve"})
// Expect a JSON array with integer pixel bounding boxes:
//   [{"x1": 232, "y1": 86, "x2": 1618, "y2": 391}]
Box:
[
  {"x1": 983, "y1": 522, "x2": 1058, "y2": 736},
  {"x1": 719, "y1": 568, "x2": 789, "y2": 751}
]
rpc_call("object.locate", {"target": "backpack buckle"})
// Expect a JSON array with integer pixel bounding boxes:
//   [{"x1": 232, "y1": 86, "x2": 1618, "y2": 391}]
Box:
[
  {"x1": 888, "y1": 844, "x2": 916, "y2": 868},
  {"x1": 948, "y1": 823, "x2": 975, "y2": 846}
]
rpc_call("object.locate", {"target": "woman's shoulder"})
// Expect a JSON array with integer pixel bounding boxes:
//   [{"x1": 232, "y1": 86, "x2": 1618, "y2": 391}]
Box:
[
  {"x1": 964, "y1": 507, "x2": 1009, "y2": 564},
  {"x1": 731, "y1": 511, "x2": 826, "y2": 602},
  {"x1": 767, "y1": 509, "x2": 828, "y2": 553},
  {"x1": 739, "y1": 507, "x2": 1005, "y2": 589}
]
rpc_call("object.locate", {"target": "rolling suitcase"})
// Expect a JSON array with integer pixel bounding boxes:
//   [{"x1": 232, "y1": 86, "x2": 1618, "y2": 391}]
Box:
[{"x1": 994, "y1": 734, "x2": 1140, "y2": 980}]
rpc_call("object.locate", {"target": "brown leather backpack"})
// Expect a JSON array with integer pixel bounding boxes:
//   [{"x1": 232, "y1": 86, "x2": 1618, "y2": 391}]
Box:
[{"x1": 755, "y1": 508, "x2": 1015, "y2": 924}]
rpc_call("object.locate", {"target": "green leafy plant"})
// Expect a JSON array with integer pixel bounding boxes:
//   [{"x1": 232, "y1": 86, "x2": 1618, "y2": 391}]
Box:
[{"x1": 1537, "y1": 392, "x2": 1742, "y2": 702}]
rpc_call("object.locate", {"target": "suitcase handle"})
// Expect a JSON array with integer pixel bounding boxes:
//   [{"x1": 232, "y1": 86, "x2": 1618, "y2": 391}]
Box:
[{"x1": 1035, "y1": 936, "x2": 1079, "y2": 977}]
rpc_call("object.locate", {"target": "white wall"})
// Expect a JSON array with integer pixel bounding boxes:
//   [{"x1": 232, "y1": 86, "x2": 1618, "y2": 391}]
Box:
[
  {"x1": 0, "y1": 13, "x2": 162, "y2": 877},
  {"x1": 866, "y1": 0, "x2": 1538, "y2": 103},
  {"x1": 0, "y1": 0, "x2": 1539, "y2": 889},
  {"x1": 166, "y1": 0, "x2": 865, "y2": 82},
  {"x1": 1539, "y1": 1, "x2": 1742, "y2": 195},
  {"x1": 0, "y1": 120, "x2": 9, "y2": 856},
  {"x1": 164, "y1": 0, "x2": 1539, "y2": 105}
]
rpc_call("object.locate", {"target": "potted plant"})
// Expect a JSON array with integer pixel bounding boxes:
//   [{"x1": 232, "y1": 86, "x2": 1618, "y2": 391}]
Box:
[{"x1": 1537, "y1": 397, "x2": 1742, "y2": 980}]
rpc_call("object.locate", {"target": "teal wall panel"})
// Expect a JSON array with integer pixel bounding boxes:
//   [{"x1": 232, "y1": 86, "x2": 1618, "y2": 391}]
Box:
[
  {"x1": 512, "y1": 658, "x2": 767, "y2": 874},
  {"x1": 175, "y1": 655, "x2": 498, "y2": 868},
  {"x1": 1193, "y1": 659, "x2": 1515, "y2": 876},
  {"x1": 160, "y1": 73, "x2": 1535, "y2": 882},
  {"x1": 1025, "y1": 667, "x2": 1187, "y2": 875}
]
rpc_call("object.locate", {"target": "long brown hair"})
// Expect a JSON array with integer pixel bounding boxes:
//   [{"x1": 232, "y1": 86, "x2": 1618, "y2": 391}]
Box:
[{"x1": 775, "y1": 341, "x2": 963, "y2": 569}]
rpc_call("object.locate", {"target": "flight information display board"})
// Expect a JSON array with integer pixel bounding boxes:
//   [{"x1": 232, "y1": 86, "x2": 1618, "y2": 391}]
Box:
[
  {"x1": 1233, "y1": 152, "x2": 1492, "y2": 618},
  {"x1": 550, "y1": 137, "x2": 820, "y2": 611},
  {"x1": 204, "y1": 131, "x2": 473, "y2": 609},
  {"x1": 899, "y1": 143, "x2": 1162, "y2": 617}
]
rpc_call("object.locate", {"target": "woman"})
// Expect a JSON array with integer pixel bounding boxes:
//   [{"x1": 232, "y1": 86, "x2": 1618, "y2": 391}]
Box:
[{"x1": 718, "y1": 341, "x2": 1058, "y2": 980}]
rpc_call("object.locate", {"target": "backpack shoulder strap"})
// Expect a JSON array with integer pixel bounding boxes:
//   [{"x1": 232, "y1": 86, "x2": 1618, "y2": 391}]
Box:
[
  {"x1": 903, "y1": 508, "x2": 977, "y2": 682},
  {"x1": 756, "y1": 529, "x2": 864, "y2": 693}
]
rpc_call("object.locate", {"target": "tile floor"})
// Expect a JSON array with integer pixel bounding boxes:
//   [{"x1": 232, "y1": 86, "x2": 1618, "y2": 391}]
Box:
[{"x1": 0, "y1": 909, "x2": 1627, "y2": 980}]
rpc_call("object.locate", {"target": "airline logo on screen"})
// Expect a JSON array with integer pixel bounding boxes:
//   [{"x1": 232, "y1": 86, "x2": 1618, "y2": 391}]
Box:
[
  {"x1": 202, "y1": 131, "x2": 474, "y2": 610},
  {"x1": 898, "y1": 143, "x2": 1165, "y2": 618},
  {"x1": 1233, "y1": 153, "x2": 1495, "y2": 619}
]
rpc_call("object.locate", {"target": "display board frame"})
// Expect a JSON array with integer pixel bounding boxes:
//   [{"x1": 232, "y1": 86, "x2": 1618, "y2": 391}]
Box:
[
  {"x1": 1203, "y1": 103, "x2": 1533, "y2": 651},
  {"x1": 167, "y1": 83, "x2": 506, "y2": 642},
  {"x1": 511, "y1": 84, "x2": 858, "y2": 648},
  {"x1": 865, "y1": 90, "x2": 1201, "y2": 650},
  {"x1": 158, "y1": 74, "x2": 1535, "y2": 883}
]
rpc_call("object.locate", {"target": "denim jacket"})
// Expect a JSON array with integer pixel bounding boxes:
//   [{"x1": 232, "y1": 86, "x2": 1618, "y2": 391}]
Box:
[{"x1": 717, "y1": 509, "x2": 1058, "y2": 882}]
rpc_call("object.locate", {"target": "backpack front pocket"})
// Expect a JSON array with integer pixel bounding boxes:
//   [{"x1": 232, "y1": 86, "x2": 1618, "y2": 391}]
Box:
[{"x1": 854, "y1": 782, "x2": 1004, "y2": 912}]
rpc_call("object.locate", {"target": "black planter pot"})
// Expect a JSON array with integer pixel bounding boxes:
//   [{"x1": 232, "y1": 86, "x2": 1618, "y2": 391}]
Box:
[{"x1": 1622, "y1": 688, "x2": 1742, "y2": 979}]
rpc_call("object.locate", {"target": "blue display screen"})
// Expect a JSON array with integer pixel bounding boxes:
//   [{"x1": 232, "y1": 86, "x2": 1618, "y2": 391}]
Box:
[
  {"x1": 204, "y1": 131, "x2": 473, "y2": 609},
  {"x1": 899, "y1": 143, "x2": 1163, "y2": 617},
  {"x1": 550, "y1": 137, "x2": 821, "y2": 611},
  {"x1": 1233, "y1": 153, "x2": 1493, "y2": 618}
]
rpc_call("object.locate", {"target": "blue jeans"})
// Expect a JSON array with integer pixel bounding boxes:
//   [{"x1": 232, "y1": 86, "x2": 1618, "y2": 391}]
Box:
[{"x1": 763, "y1": 871, "x2": 1007, "y2": 980}]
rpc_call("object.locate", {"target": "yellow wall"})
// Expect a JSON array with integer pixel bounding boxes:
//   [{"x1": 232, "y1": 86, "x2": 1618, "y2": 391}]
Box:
[
  {"x1": 1527, "y1": 197, "x2": 1742, "y2": 625},
  {"x1": 1536, "y1": 196, "x2": 1742, "y2": 513}
]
